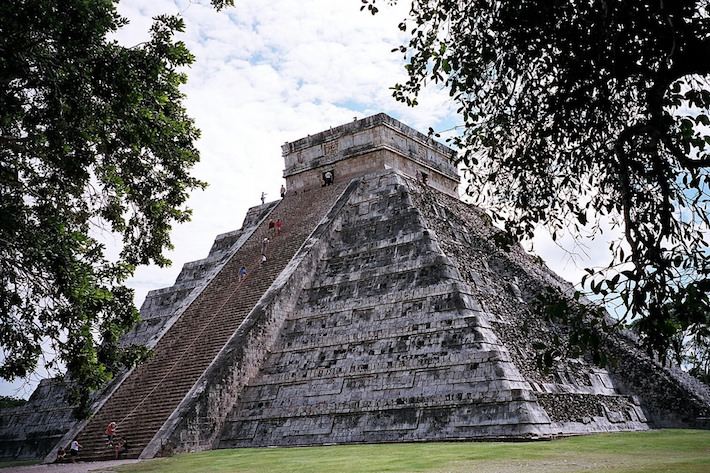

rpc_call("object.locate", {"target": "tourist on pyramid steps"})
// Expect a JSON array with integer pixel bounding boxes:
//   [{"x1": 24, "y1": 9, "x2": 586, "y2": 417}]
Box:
[
  {"x1": 55, "y1": 446, "x2": 65, "y2": 463},
  {"x1": 114, "y1": 438, "x2": 130, "y2": 460},
  {"x1": 275, "y1": 218, "x2": 282, "y2": 235},
  {"x1": 239, "y1": 266, "x2": 247, "y2": 282},
  {"x1": 260, "y1": 191, "x2": 266, "y2": 204},
  {"x1": 323, "y1": 170, "x2": 333, "y2": 186},
  {"x1": 268, "y1": 218, "x2": 275, "y2": 235},
  {"x1": 69, "y1": 439, "x2": 82, "y2": 462},
  {"x1": 105, "y1": 421, "x2": 117, "y2": 445},
  {"x1": 280, "y1": 184, "x2": 286, "y2": 198},
  {"x1": 262, "y1": 236, "x2": 269, "y2": 252},
  {"x1": 260, "y1": 253, "x2": 267, "y2": 266}
]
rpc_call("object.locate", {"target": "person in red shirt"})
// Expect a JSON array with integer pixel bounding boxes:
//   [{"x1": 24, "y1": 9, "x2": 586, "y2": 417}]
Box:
[{"x1": 106, "y1": 422, "x2": 117, "y2": 445}]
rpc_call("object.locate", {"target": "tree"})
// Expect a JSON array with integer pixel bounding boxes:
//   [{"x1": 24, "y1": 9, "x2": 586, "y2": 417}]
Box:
[
  {"x1": 365, "y1": 1, "x2": 710, "y2": 360},
  {"x1": 0, "y1": 0, "x2": 234, "y2": 418},
  {"x1": 0, "y1": 395, "x2": 27, "y2": 409}
]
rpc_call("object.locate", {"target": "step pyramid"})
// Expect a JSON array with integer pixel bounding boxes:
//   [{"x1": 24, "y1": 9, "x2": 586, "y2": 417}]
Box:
[{"x1": 4, "y1": 114, "x2": 708, "y2": 464}]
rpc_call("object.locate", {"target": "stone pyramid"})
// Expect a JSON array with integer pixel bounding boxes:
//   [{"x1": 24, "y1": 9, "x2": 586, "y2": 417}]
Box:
[
  {"x1": 215, "y1": 158, "x2": 710, "y2": 448},
  {"x1": 2, "y1": 114, "x2": 709, "y2": 463}
]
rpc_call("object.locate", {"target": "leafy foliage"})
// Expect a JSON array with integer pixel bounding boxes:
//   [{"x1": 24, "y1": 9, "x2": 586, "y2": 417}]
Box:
[
  {"x1": 0, "y1": 0, "x2": 206, "y2": 417},
  {"x1": 630, "y1": 292, "x2": 710, "y2": 384},
  {"x1": 0, "y1": 395, "x2": 28, "y2": 409},
  {"x1": 533, "y1": 289, "x2": 613, "y2": 373},
  {"x1": 367, "y1": 0, "x2": 710, "y2": 360}
]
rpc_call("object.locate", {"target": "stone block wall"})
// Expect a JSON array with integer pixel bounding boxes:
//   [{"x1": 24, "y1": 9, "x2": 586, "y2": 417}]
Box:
[{"x1": 0, "y1": 379, "x2": 77, "y2": 460}]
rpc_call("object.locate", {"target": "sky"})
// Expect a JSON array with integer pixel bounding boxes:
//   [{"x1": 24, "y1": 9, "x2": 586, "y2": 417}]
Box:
[{"x1": 1, "y1": 0, "x2": 613, "y2": 398}]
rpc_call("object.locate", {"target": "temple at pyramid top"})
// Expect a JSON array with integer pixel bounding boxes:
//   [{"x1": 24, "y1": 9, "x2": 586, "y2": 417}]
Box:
[{"x1": 282, "y1": 113, "x2": 460, "y2": 197}]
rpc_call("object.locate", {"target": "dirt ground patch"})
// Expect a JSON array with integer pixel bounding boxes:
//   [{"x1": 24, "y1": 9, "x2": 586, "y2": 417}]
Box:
[{"x1": 3, "y1": 459, "x2": 140, "y2": 473}]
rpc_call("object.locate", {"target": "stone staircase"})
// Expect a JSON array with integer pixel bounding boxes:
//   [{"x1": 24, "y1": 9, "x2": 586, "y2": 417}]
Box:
[{"x1": 72, "y1": 183, "x2": 348, "y2": 461}]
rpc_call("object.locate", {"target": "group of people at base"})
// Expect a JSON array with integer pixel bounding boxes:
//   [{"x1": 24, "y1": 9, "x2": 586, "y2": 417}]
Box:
[
  {"x1": 54, "y1": 439, "x2": 82, "y2": 463},
  {"x1": 55, "y1": 421, "x2": 130, "y2": 462}
]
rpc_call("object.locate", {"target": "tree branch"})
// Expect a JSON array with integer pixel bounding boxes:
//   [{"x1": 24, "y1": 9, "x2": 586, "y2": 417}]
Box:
[{"x1": 672, "y1": 36, "x2": 710, "y2": 78}]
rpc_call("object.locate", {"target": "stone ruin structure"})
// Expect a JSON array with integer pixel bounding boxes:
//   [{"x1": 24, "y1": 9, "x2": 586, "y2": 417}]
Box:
[{"x1": 2, "y1": 113, "x2": 710, "y2": 462}]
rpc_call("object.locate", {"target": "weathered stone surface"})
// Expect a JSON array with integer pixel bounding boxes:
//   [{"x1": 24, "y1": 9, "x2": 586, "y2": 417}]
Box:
[
  {"x1": 0, "y1": 379, "x2": 76, "y2": 460},
  {"x1": 406, "y1": 179, "x2": 710, "y2": 432}
]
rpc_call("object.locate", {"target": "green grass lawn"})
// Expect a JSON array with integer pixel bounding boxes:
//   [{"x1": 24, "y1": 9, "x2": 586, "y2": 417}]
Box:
[
  {"x1": 86, "y1": 430, "x2": 710, "y2": 473},
  {"x1": 0, "y1": 460, "x2": 41, "y2": 469}
]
